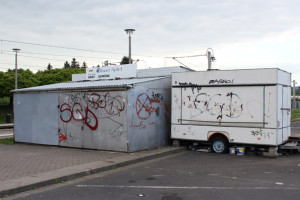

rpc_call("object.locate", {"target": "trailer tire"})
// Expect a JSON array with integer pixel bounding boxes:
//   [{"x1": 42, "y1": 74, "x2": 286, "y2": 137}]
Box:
[
  {"x1": 211, "y1": 137, "x2": 229, "y2": 154},
  {"x1": 292, "y1": 149, "x2": 298, "y2": 153}
]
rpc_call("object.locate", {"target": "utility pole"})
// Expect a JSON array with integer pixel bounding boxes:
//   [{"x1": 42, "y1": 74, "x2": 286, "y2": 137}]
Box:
[
  {"x1": 12, "y1": 48, "x2": 21, "y2": 89},
  {"x1": 293, "y1": 80, "x2": 296, "y2": 109},
  {"x1": 124, "y1": 29, "x2": 135, "y2": 64}
]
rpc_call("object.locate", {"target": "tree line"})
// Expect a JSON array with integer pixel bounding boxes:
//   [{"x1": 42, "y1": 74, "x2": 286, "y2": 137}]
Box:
[
  {"x1": 0, "y1": 67, "x2": 85, "y2": 106},
  {"x1": 0, "y1": 56, "x2": 132, "y2": 105},
  {"x1": 46, "y1": 56, "x2": 130, "y2": 70}
]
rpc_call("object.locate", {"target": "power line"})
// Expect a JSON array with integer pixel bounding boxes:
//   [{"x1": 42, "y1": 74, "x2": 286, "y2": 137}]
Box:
[
  {"x1": 0, "y1": 52, "x2": 115, "y2": 69},
  {"x1": 165, "y1": 54, "x2": 207, "y2": 59},
  {"x1": 0, "y1": 39, "x2": 213, "y2": 68},
  {"x1": 0, "y1": 49, "x2": 121, "y2": 61},
  {"x1": 0, "y1": 39, "x2": 164, "y2": 58},
  {"x1": 165, "y1": 53, "x2": 211, "y2": 69},
  {"x1": 1, "y1": 39, "x2": 125, "y2": 55},
  {"x1": 1, "y1": 52, "x2": 66, "y2": 62},
  {"x1": 1, "y1": 51, "x2": 114, "y2": 64},
  {"x1": 0, "y1": 62, "x2": 50, "y2": 68}
]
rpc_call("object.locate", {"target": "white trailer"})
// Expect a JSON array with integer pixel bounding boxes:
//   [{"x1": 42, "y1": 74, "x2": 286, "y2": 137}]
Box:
[{"x1": 171, "y1": 68, "x2": 291, "y2": 154}]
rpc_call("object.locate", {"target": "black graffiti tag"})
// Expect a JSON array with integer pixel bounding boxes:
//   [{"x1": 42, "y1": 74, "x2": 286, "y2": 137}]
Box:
[
  {"x1": 179, "y1": 82, "x2": 202, "y2": 94},
  {"x1": 209, "y1": 79, "x2": 234, "y2": 84}
]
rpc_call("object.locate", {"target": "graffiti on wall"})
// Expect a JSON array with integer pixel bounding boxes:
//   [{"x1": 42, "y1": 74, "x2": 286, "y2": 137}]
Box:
[
  {"x1": 130, "y1": 91, "x2": 170, "y2": 129},
  {"x1": 178, "y1": 82, "x2": 201, "y2": 94},
  {"x1": 59, "y1": 92, "x2": 126, "y2": 143},
  {"x1": 186, "y1": 92, "x2": 243, "y2": 120},
  {"x1": 251, "y1": 129, "x2": 274, "y2": 139},
  {"x1": 59, "y1": 133, "x2": 67, "y2": 143},
  {"x1": 136, "y1": 93, "x2": 161, "y2": 120},
  {"x1": 176, "y1": 83, "x2": 268, "y2": 121},
  {"x1": 208, "y1": 78, "x2": 234, "y2": 85},
  {"x1": 88, "y1": 93, "x2": 125, "y2": 116}
]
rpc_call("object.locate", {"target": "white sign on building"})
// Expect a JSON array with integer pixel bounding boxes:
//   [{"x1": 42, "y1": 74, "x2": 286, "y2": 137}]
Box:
[{"x1": 86, "y1": 64, "x2": 137, "y2": 80}]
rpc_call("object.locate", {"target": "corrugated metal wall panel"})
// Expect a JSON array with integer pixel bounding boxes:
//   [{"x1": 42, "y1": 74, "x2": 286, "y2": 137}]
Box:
[
  {"x1": 127, "y1": 78, "x2": 171, "y2": 152},
  {"x1": 14, "y1": 93, "x2": 59, "y2": 145}
]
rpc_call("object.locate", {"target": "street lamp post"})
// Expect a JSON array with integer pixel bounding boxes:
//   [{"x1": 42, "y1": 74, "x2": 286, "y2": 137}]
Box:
[
  {"x1": 12, "y1": 48, "x2": 21, "y2": 89},
  {"x1": 124, "y1": 29, "x2": 135, "y2": 64}
]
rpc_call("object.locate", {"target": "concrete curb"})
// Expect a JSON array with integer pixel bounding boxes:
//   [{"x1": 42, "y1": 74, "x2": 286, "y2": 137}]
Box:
[
  {"x1": 0, "y1": 147, "x2": 185, "y2": 197},
  {"x1": 0, "y1": 124, "x2": 13, "y2": 129},
  {"x1": 292, "y1": 118, "x2": 300, "y2": 123}
]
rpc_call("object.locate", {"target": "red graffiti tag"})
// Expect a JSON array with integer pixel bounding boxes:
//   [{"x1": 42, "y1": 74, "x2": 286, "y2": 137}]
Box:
[
  {"x1": 60, "y1": 103, "x2": 72, "y2": 123},
  {"x1": 164, "y1": 104, "x2": 170, "y2": 123},
  {"x1": 136, "y1": 93, "x2": 160, "y2": 120},
  {"x1": 72, "y1": 103, "x2": 84, "y2": 121},
  {"x1": 60, "y1": 103, "x2": 98, "y2": 131},
  {"x1": 164, "y1": 104, "x2": 169, "y2": 112},
  {"x1": 59, "y1": 133, "x2": 67, "y2": 143},
  {"x1": 85, "y1": 106, "x2": 98, "y2": 130},
  {"x1": 59, "y1": 92, "x2": 125, "y2": 131}
]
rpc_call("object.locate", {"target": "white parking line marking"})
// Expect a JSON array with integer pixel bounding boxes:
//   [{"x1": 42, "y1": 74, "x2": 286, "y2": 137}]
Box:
[{"x1": 76, "y1": 185, "x2": 299, "y2": 190}]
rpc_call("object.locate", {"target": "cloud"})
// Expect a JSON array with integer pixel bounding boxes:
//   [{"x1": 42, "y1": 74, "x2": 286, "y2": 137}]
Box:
[{"x1": 0, "y1": 0, "x2": 300, "y2": 84}]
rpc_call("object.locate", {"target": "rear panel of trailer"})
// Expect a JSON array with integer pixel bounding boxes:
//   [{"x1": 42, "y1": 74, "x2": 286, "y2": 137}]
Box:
[{"x1": 171, "y1": 68, "x2": 291, "y2": 146}]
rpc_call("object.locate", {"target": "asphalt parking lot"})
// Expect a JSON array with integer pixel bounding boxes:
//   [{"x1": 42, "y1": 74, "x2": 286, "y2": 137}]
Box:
[{"x1": 8, "y1": 150, "x2": 300, "y2": 200}]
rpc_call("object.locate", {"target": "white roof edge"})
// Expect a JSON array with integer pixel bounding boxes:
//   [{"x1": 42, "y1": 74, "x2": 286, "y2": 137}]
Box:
[
  {"x1": 172, "y1": 67, "x2": 290, "y2": 74},
  {"x1": 11, "y1": 76, "x2": 167, "y2": 93}
]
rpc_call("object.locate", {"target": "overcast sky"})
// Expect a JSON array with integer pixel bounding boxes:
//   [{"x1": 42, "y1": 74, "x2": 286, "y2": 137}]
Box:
[{"x1": 1, "y1": 0, "x2": 300, "y2": 84}]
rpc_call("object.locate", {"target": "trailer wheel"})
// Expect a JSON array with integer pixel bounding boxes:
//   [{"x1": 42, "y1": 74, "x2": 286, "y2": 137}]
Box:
[
  {"x1": 292, "y1": 149, "x2": 298, "y2": 153},
  {"x1": 211, "y1": 137, "x2": 229, "y2": 154}
]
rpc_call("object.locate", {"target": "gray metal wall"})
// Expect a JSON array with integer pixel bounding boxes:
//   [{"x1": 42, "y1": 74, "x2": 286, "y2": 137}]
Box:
[
  {"x1": 127, "y1": 78, "x2": 171, "y2": 152},
  {"x1": 58, "y1": 91, "x2": 128, "y2": 151},
  {"x1": 14, "y1": 93, "x2": 59, "y2": 145},
  {"x1": 14, "y1": 78, "x2": 171, "y2": 152}
]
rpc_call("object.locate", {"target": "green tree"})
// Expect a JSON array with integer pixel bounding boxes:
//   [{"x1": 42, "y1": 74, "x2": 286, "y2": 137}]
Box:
[
  {"x1": 0, "y1": 69, "x2": 39, "y2": 106},
  {"x1": 36, "y1": 68, "x2": 85, "y2": 86},
  {"x1": 81, "y1": 61, "x2": 88, "y2": 68},
  {"x1": 120, "y1": 56, "x2": 130, "y2": 64},
  {"x1": 71, "y1": 58, "x2": 80, "y2": 68},
  {"x1": 64, "y1": 61, "x2": 70, "y2": 69},
  {"x1": 47, "y1": 63, "x2": 53, "y2": 70},
  {"x1": 0, "y1": 67, "x2": 86, "y2": 106}
]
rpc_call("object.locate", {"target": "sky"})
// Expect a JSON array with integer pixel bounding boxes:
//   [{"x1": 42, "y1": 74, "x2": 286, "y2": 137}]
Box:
[{"x1": 1, "y1": 0, "x2": 300, "y2": 85}]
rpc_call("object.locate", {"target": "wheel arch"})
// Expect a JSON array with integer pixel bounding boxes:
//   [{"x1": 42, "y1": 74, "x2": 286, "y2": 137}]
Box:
[{"x1": 207, "y1": 131, "x2": 230, "y2": 142}]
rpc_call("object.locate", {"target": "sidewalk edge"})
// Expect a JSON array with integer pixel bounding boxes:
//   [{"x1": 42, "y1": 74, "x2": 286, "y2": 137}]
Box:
[{"x1": 0, "y1": 147, "x2": 185, "y2": 197}]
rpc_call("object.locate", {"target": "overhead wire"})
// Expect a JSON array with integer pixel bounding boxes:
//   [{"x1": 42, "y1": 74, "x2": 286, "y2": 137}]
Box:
[
  {"x1": 1, "y1": 52, "x2": 66, "y2": 62},
  {"x1": 165, "y1": 54, "x2": 207, "y2": 59},
  {"x1": 0, "y1": 49, "x2": 121, "y2": 60},
  {"x1": 0, "y1": 39, "x2": 215, "y2": 70},
  {"x1": 165, "y1": 54, "x2": 207, "y2": 69},
  {"x1": 0, "y1": 62, "x2": 67, "y2": 71},
  {"x1": 0, "y1": 39, "x2": 124, "y2": 55},
  {"x1": 0, "y1": 39, "x2": 165, "y2": 58},
  {"x1": 0, "y1": 51, "x2": 121, "y2": 70}
]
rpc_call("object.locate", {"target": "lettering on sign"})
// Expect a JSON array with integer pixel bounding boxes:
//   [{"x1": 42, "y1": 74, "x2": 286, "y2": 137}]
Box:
[
  {"x1": 209, "y1": 79, "x2": 234, "y2": 84},
  {"x1": 98, "y1": 74, "x2": 109, "y2": 78},
  {"x1": 86, "y1": 64, "x2": 136, "y2": 80}
]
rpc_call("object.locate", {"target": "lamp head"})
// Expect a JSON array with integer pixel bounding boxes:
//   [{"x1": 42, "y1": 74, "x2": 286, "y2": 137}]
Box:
[
  {"x1": 124, "y1": 29, "x2": 135, "y2": 35},
  {"x1": 12, "y1": 48, "x2": 21, "y2": 53}
]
